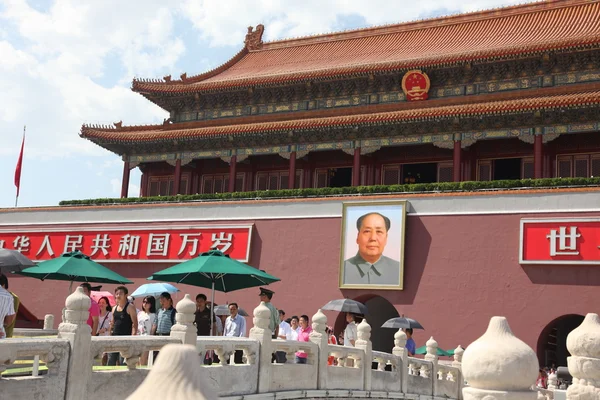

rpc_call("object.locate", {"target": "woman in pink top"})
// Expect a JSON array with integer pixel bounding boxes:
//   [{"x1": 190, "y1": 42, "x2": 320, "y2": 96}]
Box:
[{"x1": 295, "y1": 315, "x2": 312, "y2": 364}]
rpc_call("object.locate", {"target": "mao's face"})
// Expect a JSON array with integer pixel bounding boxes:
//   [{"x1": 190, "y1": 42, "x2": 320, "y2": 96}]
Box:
[{"x1": 356, "y1": 214, "x2": 388, "y2": 261}]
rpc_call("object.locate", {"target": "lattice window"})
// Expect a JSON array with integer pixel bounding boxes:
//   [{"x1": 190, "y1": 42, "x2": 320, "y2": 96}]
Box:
[
  {"x1": 315, "y1": 168, "x2": 329, "y2": 188},
  {"x1": 382, "y1": 165, "x2": 401, "y2": 185},
  {"x1": 437, "y1": 162, "x2": 453, "y2": 182},
  {"x1": 202, "y1": 173, "x2": 245, "y2": 194},
  {"x1": 522, "y1": 158, "x2": 534, "y2": 179},
  {"x1": 592, "y1": 156, "x2": 600, "y2": 177},
  {"x1": 477, "y1": 161, "x2": 492, "y2": 181},
  {"x1": 557, "y1": 157, "x2": 572, "y2": 178},
  {"x1": 574, "y1": 157, "x2": 589, "y2": 178},
  {"x1": 148, "y1": 174, "x2": 190, "y2": 196},
  {"x1": 255, "y1": 170, "x2": 301, "y2": 190}
]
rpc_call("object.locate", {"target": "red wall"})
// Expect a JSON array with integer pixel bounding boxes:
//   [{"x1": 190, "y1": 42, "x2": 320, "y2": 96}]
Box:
[{"x1": 9, "y1": 212, "x2": 599, "y2": 359}]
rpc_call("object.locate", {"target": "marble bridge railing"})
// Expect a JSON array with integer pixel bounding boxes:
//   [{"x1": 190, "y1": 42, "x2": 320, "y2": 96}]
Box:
[{"x1": 1, "y1": 288, "x2": 599, "y2": 400}]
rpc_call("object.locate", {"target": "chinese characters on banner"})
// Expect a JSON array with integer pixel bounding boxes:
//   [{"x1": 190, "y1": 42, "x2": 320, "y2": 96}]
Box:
[
  {"x1": 0, "y1": 225, "x2": 253, "y2": 262},
  {"x1": 520, "y1": 219, "x2": 600, "y2": 264}
]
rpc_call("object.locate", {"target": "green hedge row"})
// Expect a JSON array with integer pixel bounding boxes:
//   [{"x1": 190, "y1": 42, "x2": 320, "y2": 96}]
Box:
[{"x1": 59, "y1": 177, "x2": 600, "y2": 206}]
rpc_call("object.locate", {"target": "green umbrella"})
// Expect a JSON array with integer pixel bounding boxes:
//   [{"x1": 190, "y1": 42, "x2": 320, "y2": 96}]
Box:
[
  {"x1": 415, "y1": 345, "x2": 453, "y2": 357},
  {"x1": 17, "y1": 251, "x2": 133, "y2": 291},
  {"x1": 148, "y1": 250, "x2": 280, "y2": 335}
]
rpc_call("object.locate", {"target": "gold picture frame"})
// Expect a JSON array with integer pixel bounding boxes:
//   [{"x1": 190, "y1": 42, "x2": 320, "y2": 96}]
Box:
[{"x1": 339, "y1": 200, "x2": 407, "y2": 290}]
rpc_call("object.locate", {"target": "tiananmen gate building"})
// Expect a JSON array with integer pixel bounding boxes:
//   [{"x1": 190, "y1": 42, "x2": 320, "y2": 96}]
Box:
[{"x1": 2, "y1": 0, "x2": 600, "y2": 368}]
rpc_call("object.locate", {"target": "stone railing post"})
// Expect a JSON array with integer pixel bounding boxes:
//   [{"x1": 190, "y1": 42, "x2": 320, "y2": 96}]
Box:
[
  {"x1": 309, "y1": 309, "x2": 329, "y2": 389},
  {"x1": 462, "y1": 317, "x2": 538, "y2": 400},
  {"x1": 453, "y1": 345, "x2": 465, "y2": 400},
  {"x1": 44, "y1": 314, "x2": 55, "y2": 330},
  {"x1": 392, "y1": 329, "x2": 408, "y2": 394},
  {"x1": 547, "y1": 372, "x2": 558, "y2": 391},
  {"x1": 170, "y1": 294, "x2": 197, "y2": 346},
  {"x1": 58, "y1": 287, "x2": 92, "y2": 400},
  {"x1": 427, "y1": 337, "x2": 441, "y2": 396},
  {"x1": 566, "y1": 313, "x2": 600, "y2": 400},
  {"x1": 452, "y1": 345, "x2": 464, "y2": 368},
  {"x1": 354, "y1": 319, "x2": 372, "y2": 391},
  {"x1": 249, "y1": 301, "x2": 273, "y2": 393}
]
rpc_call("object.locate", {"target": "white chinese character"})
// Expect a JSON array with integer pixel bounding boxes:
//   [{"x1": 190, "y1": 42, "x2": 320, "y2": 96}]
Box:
[
  {"x1": 63, "y1": 235, "x2": 84, "y2": 253},
  {"x1": 210, "y1": 232, "x2": 233, "y2": 253},
  {"x1": 0, "y1": 240, "x2": 4, "y2": 248},
  {"x1": 546, "y1": 226, "x2": 581, "y2": 256},
  {"x1": 90, "y1": 234, "x2": 111, "y2": 256},
  {"x1": 178, "y1": 233, "x2": 202, "y2": 256},
  {"x1": 147, "y1": 233, "x2": 170, "y2": 256},
  {"x1": 36, "y1": 235, "x2": 55, "y2": 257},
  {"x1": 119, "y1": 234, "x2": 141, "y2": 256},
  {"x1": 13, "y1": 236, "x2": 30, "y2": 252}
]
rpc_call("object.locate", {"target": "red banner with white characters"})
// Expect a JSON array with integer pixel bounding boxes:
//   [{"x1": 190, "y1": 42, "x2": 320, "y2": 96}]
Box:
[
  {"x1": 0, "y1": 225, "x2": 253, "y2": 262},
  {"x1": 520, "y1": 218, "x2": 600, "y2": 264}
]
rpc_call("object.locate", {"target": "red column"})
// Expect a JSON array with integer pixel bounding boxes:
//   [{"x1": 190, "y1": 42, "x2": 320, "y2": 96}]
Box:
[
  {"x1": 140, "y1": 172, "x2": 148, "y2": 197},
  {"x1": 288, "y1": 151, "x2": 297, "y2": 189},
  {"x1": 228, "y1": 155, "x2": 237, "y2": 192},
  {"x1": 534, "y1": 134, "x2": 543, "y2": 179},
  {"x1": 121, "y1": 160, "x2": 130, "y2": 198},
  {"x1": 173, "y1": 159, "x2": 181, "y2": 195},
  {"x1": 453, "y1": 140, "x2": 462, "y2": 182},
  {"x1": 352, "y1": 148, "x2": 361, "y2": 186}
]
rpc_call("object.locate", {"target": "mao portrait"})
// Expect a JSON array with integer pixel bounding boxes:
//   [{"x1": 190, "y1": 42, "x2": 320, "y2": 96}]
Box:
[{"x1": 339, "y1": 201, "x2": 407, "y2": 290}]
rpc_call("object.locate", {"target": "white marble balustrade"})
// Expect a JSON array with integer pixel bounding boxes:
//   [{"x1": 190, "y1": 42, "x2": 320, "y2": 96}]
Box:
[
  {"x1": 0, "y1": 338, "x2": 70, "y2": 399},
  {"x1": 2, "y1": 288, "x2": 598, "y2": 400}
]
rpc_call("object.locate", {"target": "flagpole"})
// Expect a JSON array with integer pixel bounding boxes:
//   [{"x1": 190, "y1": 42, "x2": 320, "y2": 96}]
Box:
[{"x1": 15, "y1": 125, "x2": 25, "y2": 208}]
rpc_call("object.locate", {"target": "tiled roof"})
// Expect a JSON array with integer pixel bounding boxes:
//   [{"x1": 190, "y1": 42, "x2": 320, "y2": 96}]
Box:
[
  {"x1": 132, "y1": 0, "x2": 600, "y2": 94},
  {"x1": 81, "y1": 88, "x2": 600, "y2": 143}
]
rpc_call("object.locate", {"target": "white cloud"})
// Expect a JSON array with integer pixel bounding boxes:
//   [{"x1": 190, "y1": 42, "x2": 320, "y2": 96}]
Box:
[{"x1": 180, "y1": 0, "x2": 524, "y2": 47}]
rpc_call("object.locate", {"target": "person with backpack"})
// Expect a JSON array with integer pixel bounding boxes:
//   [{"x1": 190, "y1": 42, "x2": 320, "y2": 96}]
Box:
[{"x1": 151, "y1": 292, "x2": 176, "y2": 336}]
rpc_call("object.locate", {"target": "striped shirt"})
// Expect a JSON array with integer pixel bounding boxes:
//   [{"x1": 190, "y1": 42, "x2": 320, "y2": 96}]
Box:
[
  {"x1": 155, "y1": 307, "x2": 175, "y2": 334},
  {"x1": 0, "y1": 287, "x2": 15, "y2": 339}
]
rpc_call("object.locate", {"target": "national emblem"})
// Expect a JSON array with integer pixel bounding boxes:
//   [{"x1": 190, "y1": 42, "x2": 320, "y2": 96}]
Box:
[{"x1": 401, "y1": 70, "x2": 431, "y2": 101}]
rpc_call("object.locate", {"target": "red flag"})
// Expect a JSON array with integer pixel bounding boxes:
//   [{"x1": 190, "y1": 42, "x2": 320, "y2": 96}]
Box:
[{"x1": 14, "y1": 127, "x2": 25, "y2": 198}]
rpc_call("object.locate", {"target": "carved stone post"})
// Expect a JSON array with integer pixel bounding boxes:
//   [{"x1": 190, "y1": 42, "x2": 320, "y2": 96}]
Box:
[
  {"x1": 354, "y1": 319, "x2": 372, "y2": 391},
  {"x1": 58, "y1": 287, "x2": 93, "y2": 400},
  {"x1": 462, "y1": 317, "x2": 538, "y2": 400},
  {"x1": 170, "y1": 294, "x2": 197, "y2": 346},
  {"x1": 566, "y1": 313, "x2": 600, "y2": 400},
  {"x1": 452, "y1": 345, "x2": 464, "y2": 368},
  {"x1": 249, "y1": 301, "x2": 273, "y2": 393},
  {"x1": 392, "y1": 329, "x2": 408, "y2": 394},
  {"x1": 127, "y1": 344, "x2": 218, "y2": 400},
  {"x1": 547, "y1": 372, "x2": 558, "y2": 391},
  {"x1": 44, "y1": 314, "x2": 55, "y2": 330},
  {"x1": 309, "y1": 309, "x2": 329, "y2": 389},
  {"x1": 453, "y1": 344, "x2": 465, "y2": 400},
  {"x1": 427, "y1": 337, "x2": 442, "y2": 396}
]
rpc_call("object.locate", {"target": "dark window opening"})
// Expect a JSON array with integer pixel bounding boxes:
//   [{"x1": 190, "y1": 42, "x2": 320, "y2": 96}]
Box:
[
  {"x1": 402, "y1": 163, "x2": 437, "y2": 184},
  {"x1": 329, "y1": 167, "x2": 352, "y2": 188},
  {"x1": 493, "y1": 158, "x2": 521, "y2": 180}
]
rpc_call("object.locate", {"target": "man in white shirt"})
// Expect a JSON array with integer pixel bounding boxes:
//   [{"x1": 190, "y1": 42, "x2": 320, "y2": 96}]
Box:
[
  {"x1": 0, "y1": 274, "x2": 16, "y2": 339},
  {"x1": 276, "y1": 309, "x2": 293, "y2": 363},
  {"x1": 278, "y1": 309, "x2": 292, "y2": 339},
  {"x1": 224, "y1": 303, "x2": 246, "y2": 363},
  {"x1": 344, "y1": 313, "x2": 357, "y2": 347}
]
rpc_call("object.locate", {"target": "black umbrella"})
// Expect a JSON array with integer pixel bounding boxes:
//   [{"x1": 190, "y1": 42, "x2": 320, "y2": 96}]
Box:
[
  {"x1": 381, "y1": 317, "x2": 424, "y2": 330},
  {"x1": 0, "y1": 248, "x2": 34, "y2": 274},
  {"x1": 321, "y1": 299, "x2": 368, "y2": 315},
  {"x1": 213, "y1": 304, "x2": 249, "y2": 317}
]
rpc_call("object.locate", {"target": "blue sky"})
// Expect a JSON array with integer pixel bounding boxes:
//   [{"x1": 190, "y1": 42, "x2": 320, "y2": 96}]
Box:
[{"x1": 0, "y1": 0, "x2": 524, "y2": 208}]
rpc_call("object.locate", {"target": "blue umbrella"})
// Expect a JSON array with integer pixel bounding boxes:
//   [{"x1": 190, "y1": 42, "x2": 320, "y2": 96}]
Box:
[{"x1": 131, "y1": 282, "x2": 179, "y2": 298}]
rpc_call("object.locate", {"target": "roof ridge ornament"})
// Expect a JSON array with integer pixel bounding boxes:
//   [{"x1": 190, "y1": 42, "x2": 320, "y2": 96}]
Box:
[{"x1": 245, "y1": 24, "x2": 264, "y2": 51}]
